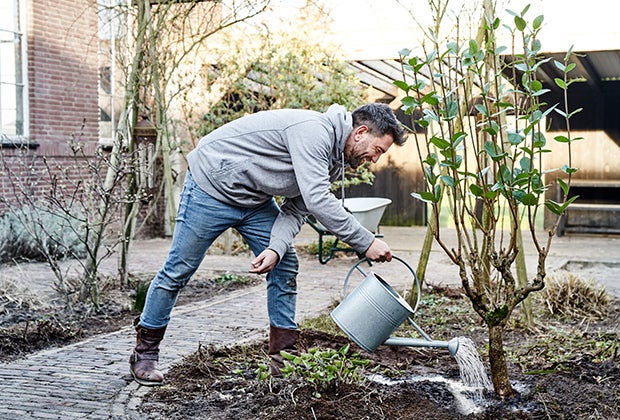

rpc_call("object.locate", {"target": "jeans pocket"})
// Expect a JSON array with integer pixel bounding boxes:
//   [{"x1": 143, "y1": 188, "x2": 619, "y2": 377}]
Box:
[{"x1": 176, "y1": 172, "x2": 196, "y2": 222}]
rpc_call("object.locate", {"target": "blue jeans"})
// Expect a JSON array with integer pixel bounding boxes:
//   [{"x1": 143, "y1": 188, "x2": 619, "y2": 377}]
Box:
[{"x1": 140, "y1": 171, "x2": 299, "y2": 330}]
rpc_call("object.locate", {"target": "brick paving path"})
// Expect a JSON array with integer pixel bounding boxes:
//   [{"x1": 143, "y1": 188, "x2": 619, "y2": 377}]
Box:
[
  {"x1": 0, "y1": 226, "x2": 618, "y2": 418},
  {"x1": 0, "y1": 250, "x2": 395, "y2": 419}
]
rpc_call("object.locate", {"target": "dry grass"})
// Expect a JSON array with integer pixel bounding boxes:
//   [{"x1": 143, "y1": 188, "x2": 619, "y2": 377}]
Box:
[
  {"x1": 0, "y1": 274, "x2": 48, "y2": 312},
  {"x1": 542, "y1": 273, "x2": 610, "y2": 318}
]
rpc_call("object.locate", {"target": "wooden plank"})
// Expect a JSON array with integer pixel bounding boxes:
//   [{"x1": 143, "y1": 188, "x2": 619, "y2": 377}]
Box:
[
  {"x1": 569, "y1": 179, "x2": 620, "y2": 188},
  {"x1": 348, "y1": 62, "x2": 399, "y2": 97},
  {"x1": 569, "y1": 203, "x2": 620, "y2": 211}
]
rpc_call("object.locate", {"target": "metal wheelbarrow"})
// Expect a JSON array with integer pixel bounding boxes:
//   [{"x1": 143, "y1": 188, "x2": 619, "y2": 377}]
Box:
[{"x1": 305, "y1": 197, "x2": 392, "y2": 264}]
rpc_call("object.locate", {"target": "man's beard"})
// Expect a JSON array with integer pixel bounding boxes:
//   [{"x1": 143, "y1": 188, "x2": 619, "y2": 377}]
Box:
[{"x1": 347, "y1": 153, "x2": 364, "y2": 169}]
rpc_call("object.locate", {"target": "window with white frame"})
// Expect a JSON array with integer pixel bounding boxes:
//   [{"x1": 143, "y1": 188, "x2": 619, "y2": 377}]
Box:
[
  {"x1": 98, "y1": 0, "x2": 125, "y2": 146},
  {"x1": 0, "y1": 0, "x2": 27, "y2": 140}
]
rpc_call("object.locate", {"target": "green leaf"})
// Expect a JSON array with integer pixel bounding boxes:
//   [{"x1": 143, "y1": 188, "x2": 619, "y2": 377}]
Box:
[
  {"x1": 532, "y1": 88, "x2": 550, "y2": 97},
  {"x1": 508, "y1": 130, "x2": 525, "y2": 145},
  {"x1": 522, "y1": 193, "x2": 538, "y2": 206},
  {"x1": 532, "y1": 15, "x2": 544, "y2": 29},
  {"x1": 563, "y1": 165, "x2": 579, "y2": 174},
  {"x1": 546, "y1": 195, "x2": 579, "y2": 215},
  {"x1": 514, "y1": 16, "x2": 527, "y2": 31},
  {"x1": 440, "y1": 175, "x2": 455, "y2": 187},
  {"x1": 440, "y1": 155, "x2": 463, "y2": 169},
  {"x1": 516, "y1": 63, "x2": 529, "y2": 72},
  {"x1": 533, "y1": 132, "x2": 546, "y2": 148},
  {"x1": 433, "y1": 184, "x2": 442, "y2": 201},
  {"x1": 545, "y1": 199, "x2": 562, "y2": 215},
  {"x1": 530, "y1": 39, "x2": 542, "y2": 54},
  {"x1": 568, "y1": 108, "x2": 583, "y2": 118},
  {"x1": 424, "y1": 166, "x2": 437, "y2": 184},
  {"x1": 411, "y1": 191, "x2": 438, "y2": 203},
  {"x1": 482, "y1": 120, "x2": 500, "y2": 136},
  {"x1": 532, "y1": 173, "x2": 544, "y2": 192},
  {"x1": 554, "y1": 135, "x2": 570, "y2": 143},
  {"x1": 423, "y1": 154, "x2": 437, "y2": 166},
  {"x1": 468, "y1": 39, "x2": 479, "y2": 53},
  {"x1": 430, "y1": 136, "x2": 450, "y2": 149},
  {"x1": 484, "y1": 190, "x2": 497, "y2": 199},
  {"x1": 565, "y1": 45, "x2": 575, "y2": 61},
  {"x1": 484, "y1": 141, "x2": 507, "y2": 161},
  {"x1": 474, "y1": 103, "x2": 488, "y2": 116},
  {"x1": 555, "y1": 78, "x2": 567, "y2": 89},
  {"x1": 421, "y1": 92, "x2": 439, "y2": 106},
  {"x1": 446, "y1": 41, "x2": 459, "y2": 54},
  {"x1": 557, "y1": 178, "x2": 569, "y2": 196},
  {"x1": 401, "y1": 96, "x2": 419, "y2": 107},
  {"x1": 512, "y1": 189, "x2": 526, "y2": 202},
  {"x1": 530, "y1": 79, "x2": 543, "y2": 92},
  {"x1": 469, "y1": 184, "x2": 484, "y2": 197},
  {"x1": 564, "y1": 195, "x2": 580, "y2": 208},
  {"x1": 425, "y1": 109, "x2": 439, "y2": 122},
  {"x1": 445, "y1": 101, "x2": 458, "y2": 120},
  {"x1": 451, "y1": 131, "x2": 467, "y2": 147},
  {"x1": 393, "y1": 80, "x2": 410, "y2": 91},
  {"x1": 499, "y1": 164, "x2": 513, "y2": 184},
  {"x1": 520, "y1": 156, "x2": 532, "y2": 172}
]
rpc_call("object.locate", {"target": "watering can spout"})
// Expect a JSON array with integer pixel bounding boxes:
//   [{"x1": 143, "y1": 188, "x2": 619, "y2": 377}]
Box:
[
  {"x1": 447, "y1": 337, "x2": 460, "y2": 357},
  {"x1": 383, "y1": 337, "x2": 460, "y2": 357}
]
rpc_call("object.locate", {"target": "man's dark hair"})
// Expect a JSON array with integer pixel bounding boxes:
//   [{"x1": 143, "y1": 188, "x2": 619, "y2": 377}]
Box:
[{"x1": 352, "y1": 103, "x2": 407, "y2": 146}]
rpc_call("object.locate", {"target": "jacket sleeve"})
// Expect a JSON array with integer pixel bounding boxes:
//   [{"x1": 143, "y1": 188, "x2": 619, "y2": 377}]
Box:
[
  {"x1": 270, "y1": 121, "x2": 375, "y2": 258},
  {"x1": 267, "y1": 196, "x2": 308, "y2": 259}
]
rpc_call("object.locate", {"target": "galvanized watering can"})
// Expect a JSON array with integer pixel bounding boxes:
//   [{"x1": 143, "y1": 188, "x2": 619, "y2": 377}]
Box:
[{"x1": 331, "y1": 256, "x2": 460, "y2": 357}]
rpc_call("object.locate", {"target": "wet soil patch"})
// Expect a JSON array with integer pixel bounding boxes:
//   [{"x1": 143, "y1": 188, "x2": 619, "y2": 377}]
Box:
[
  {"x1": 140, "y1": 289, "x2": 619, "y2": 419},
  {"x1": 140, "y1": 328, "x2": 619, "y2": 419}
]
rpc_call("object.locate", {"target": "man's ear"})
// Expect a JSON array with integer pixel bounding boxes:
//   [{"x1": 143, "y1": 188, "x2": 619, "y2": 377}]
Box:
[{"x1": 354, "y1": 124, "x2": 368, "y2": 141}]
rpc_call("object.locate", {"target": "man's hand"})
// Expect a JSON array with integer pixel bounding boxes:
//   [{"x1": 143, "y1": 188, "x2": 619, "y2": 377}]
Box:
[
  {"x1": 364, "y1": 238, "x2": 393, "y2": 263},
  {"x1": 249, "y1": 248, "x2": 280, "y2": 274}
]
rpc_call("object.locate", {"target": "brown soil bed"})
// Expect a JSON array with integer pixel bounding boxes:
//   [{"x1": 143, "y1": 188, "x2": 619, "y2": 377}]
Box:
[
  {"x1": 139, "y1": 288, "x2": 619, "y2": 419},
  {"x1": 0, "y1": 271, "x2": 261, "y2": 362},
  {"x1": 1, "y1": 268, "x2": 618, "y2": 419}
]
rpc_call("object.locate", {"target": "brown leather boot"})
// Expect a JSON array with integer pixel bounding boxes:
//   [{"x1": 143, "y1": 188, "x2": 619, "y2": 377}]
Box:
[
  {"x1": 129, "y1": 317, "x2": 167, "y2": 386},
  {"x1": 268, "y1": 325, "x2": 300, "y2": 377}
]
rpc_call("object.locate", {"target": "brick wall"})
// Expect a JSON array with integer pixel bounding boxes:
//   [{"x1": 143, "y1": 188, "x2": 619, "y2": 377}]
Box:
[
  {"x1": 1, "y1": 0, "x2": 99, "y2": 213},
  {"x1": 27, "y1": 0, "x2": 100, "y2": 156},
  {"x1": 2, "y1": 1, "x2": 165, "y2": 239}
]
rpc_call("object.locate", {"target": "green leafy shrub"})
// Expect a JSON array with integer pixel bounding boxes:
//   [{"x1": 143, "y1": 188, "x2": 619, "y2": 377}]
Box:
[
  {"x1": 215, "y1": 272, "x2": 251, "y2": 285},
  {"x1": 279, "y1": 345, "x2": 370, "y2": 398},
  {"x1": 132, "y1": 281, "x2": 150, "y2": 312}
]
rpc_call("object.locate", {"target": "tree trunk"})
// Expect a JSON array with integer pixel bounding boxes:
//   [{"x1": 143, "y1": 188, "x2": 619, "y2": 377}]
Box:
[
  {"x1": 488, "y1": 324, "x2": 514, "y2": 398},
  {"x1": 412, "y1": 219, "x2": 434, "y2": 290},
  {"x1": 515, "y1": 225, "x2": 533, "y2": 327}
]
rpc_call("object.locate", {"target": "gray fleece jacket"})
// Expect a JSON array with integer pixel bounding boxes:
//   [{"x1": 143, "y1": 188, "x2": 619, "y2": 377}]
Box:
[{"x1": 186, "y1": 104, "x2": 376, "y2": 259}]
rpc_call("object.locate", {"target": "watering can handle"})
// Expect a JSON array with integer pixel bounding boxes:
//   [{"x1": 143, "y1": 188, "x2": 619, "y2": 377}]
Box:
[{"x1": 342, "y1": 255, "x2": 422, "y2": 314}]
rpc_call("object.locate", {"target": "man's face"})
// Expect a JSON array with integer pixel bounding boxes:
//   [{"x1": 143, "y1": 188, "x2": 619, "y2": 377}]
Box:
[{"x1": 345, "y1": 125, "x2": 394, "y2": 169}]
